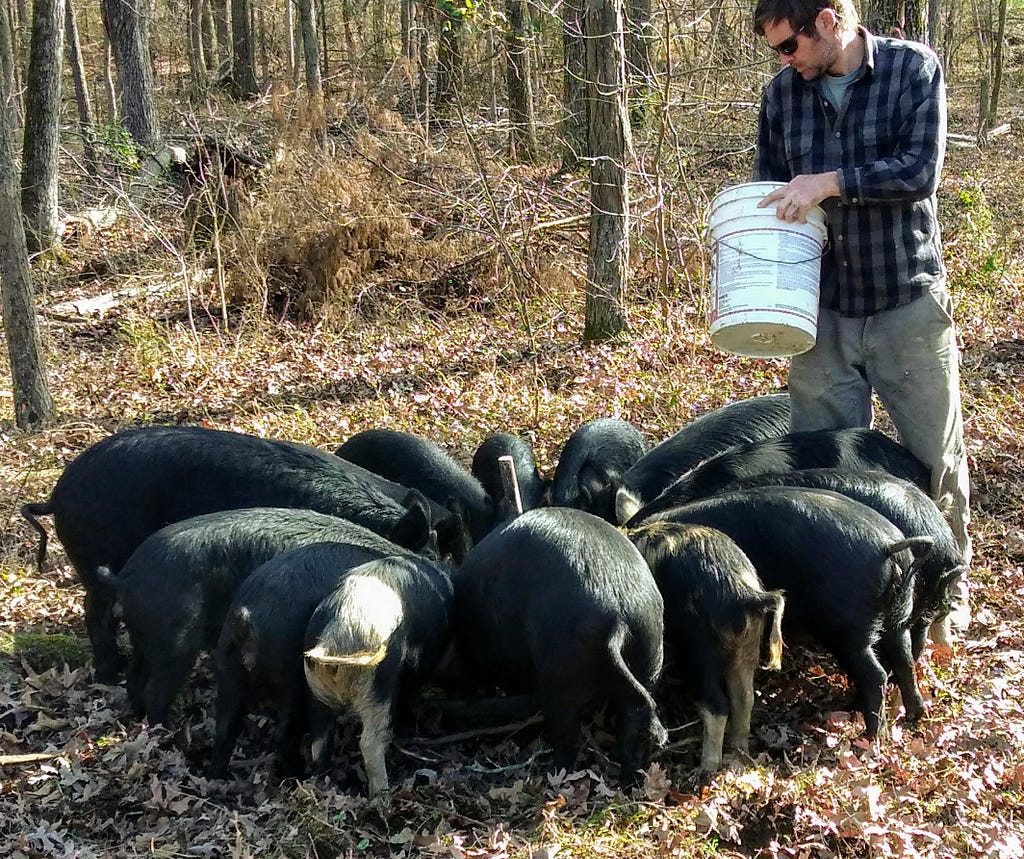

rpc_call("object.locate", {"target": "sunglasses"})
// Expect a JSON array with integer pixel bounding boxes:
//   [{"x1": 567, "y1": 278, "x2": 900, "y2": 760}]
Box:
[{"x1": 770, "y1": 22, "x2": 811, "y2": 56}]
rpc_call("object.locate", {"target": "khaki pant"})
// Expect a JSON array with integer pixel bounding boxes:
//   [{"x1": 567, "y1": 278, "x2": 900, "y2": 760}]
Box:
[{"x1": 788, "y1": 285, "x2": 972, "y2": 567}]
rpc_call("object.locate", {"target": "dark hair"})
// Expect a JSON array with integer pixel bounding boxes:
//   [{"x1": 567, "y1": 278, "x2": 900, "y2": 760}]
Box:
[{"x1": 752, "y1": 0, "x2": 859, "y2": 36}]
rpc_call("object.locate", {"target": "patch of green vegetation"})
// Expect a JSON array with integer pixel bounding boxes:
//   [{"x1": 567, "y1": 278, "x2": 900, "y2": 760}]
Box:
[
  {"x1": 944, "y1": 174, "x2": 1012, "y2": 300},
  {"x1": 5, "y1": 631, "x2": 91, "y2": 672}
]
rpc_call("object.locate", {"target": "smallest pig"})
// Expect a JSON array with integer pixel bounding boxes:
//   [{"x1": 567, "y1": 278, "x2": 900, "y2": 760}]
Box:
[
  {"x1": 303, "y1": 554, "x2": 454, "y2": 796},
  {"x1": 628, "y1": 521, "x2": 785, "y2": 774}
]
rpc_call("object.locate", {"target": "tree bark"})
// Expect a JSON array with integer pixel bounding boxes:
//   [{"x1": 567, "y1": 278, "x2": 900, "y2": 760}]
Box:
[
  {"x1": 988, "y1": 0, "x2": 1008, "y2": 125},
  {"x1": 294, "y1": 0, "x2": 320, "y2": 95},
  {"x1": 625, "y1": 0, "x2": 654, "y2": 126},
  {"x1": 64, "y1": 0, "x2": 97, "y2": 174},
  {"x1": 583, "y1": 0, "x2": 631, "y2": 342},
  {"x1": 505, "y1": 0, "x2": 536, "y2": 161},
  {"x1": 861, "y1": 0, "x2": 902, "y2": 35},
  {"x1": 0, "y1": 0, "x2": 21, "y2": 130},
  {"x1": 434, "y1": 7, "x2": 463, "y2": 109},
  {"x1": 561, "y1": 0, "x2": 586, "y2": 169},
  {"x1": 1, "y1": 63, "x2": 54, "y2": 428},
  {"x1": 210, "y1": 0, "x2": 230, "y2": 76},
  {"x1": 229, "y1": 0, "x2": 257, "y2": 97},
  {"x1": 101, "y1": 0, "x2": 160, "y2": 147},
  {"x1": 21, "y1": 0, "x2": 63, "y2": 254},
  {"x1": 188, "y1": 0, "x2": 209, "y2": 95}
]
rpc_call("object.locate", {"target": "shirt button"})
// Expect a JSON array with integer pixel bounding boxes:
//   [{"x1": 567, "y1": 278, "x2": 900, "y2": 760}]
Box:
[{"x1": 835, "y1": 132, "x2": 841, "y2": 137}]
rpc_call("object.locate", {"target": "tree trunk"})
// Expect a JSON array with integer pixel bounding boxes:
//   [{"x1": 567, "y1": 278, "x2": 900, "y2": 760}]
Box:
[
  {"x1": 505, "y1": 0, "x2": 536, "y2": 162},
  {"x1": 434, "y1": 8, "x2": 463, "y2": 109},
  {"x1": 417, "y1": 10, "x2": 429, "y2": 119},
  {"x1": 101, "y1": 0, "x2": 160, "y2": 147},
  {"x1": 294, "y1": 0, "x2": 320, "y2": 95},
  {"x1": 202, "y1": 0, "x2": 218, "y2": 73},
  {"x1": 189, "y1": 0, "x2": 209, "y2": 95},
  {"x1": 625, "y1": 0, "x2": 654, "y2": 126},
  {"x1": 583, "y1": 0, "x2": 631, "y2": 342},
  {"x1": 988, "y1": 0, "x2": 1007, "y2": 126},
  {"x1": 401, "y1": 0, "x2": 413, "y2": 59},
  {"x1": 0, "y1": 0, "x2": 21, "y2": 131},
  {"x1": 229, "y1": 0, "x2": 257, "y2": 97},
  {"x1": 101, "y1": 30, "x2": 117, "y2": 121},
  {"x1": 210, "y1": 0, "x2": 230, "y2": 76},
  {"x1": 861, "y1": 0, "x2": 902, "y2": 35},
  {"x1": 285, "y1": 0, "x2": 295, "y2": 81},
  {"x1": 64, "y1": 0, "x2": 97, "y2": 174},
  {"x1": 561, "y1": 0, "x2": 586, "y2": 169},
  {"x1": 21, "y1": 0, "x2": 63, "y2": 254},
  {"x1": 929, "y1": 0, "x2": 943, "y2": 52},
  {"x1": 1, "y1": 66, "x2": 54, "y2": 428}
]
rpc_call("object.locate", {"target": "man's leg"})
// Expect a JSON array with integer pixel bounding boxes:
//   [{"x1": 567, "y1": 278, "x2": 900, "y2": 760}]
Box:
[
  {"x1": 787, "y1": 307, "x2": 873, "y2": 432},
  {"x1": 864, "y1": 286, "x2": 972, "y2": 640}
]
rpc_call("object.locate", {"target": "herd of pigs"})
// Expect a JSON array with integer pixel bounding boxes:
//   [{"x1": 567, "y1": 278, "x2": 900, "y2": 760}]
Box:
[{"x1": 19, "y1": 391, "x2": 966, "y2": 795}]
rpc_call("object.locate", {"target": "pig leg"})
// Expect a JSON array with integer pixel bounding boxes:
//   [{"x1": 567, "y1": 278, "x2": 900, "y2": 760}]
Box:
[
  {"x1": 85, "y1": 585, "x2": 123, "y2": 683},
  {"x1": 835, "y1": 645, "x2": 888, "y2": 740},
  {"x1": 208, "y1": 666, "x2": 248, "y2": 779},
  {"x1": 273, "y1": 684, "x2": 309, "y2": 778},
  {"x1": 307, "y1": 697, "x2": 338, "y2": 774},
  {"x1": 125, "y1": 645, "x2": 149, "y2": 717},
  {"x1": 693, "y1": 657, "x2": 730, "y2": 773},
  {"x1": 356, "y1": 698, "x2": 393, "y2": 796},
  {"x1": 875, "y1": 629, "x2": 924, "y2": 724},
  {"x1": 724, "y1": 616, "x2": 763, "y2": 755}
]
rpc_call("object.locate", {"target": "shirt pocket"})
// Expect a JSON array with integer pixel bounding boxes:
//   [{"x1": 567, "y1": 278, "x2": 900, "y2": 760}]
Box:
[{"x1": 784, "y1": 137, "x2": 815, "y2": 177}]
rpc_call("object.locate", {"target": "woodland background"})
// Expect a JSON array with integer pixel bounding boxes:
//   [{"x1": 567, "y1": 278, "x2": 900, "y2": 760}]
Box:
[{"x1": 2, "y1": 0, "x2": 1024, "y2": 857}]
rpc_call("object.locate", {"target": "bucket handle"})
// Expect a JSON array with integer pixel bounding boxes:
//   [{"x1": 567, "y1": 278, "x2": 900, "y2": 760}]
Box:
[{"x1": 711, "y1": 236, "x2": 831, "y2": 266}]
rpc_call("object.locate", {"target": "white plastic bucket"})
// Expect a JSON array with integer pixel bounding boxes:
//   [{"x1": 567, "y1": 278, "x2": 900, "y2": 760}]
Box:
[{"x1": 707, "y1": 181, "x2": 828, "y2": 358}]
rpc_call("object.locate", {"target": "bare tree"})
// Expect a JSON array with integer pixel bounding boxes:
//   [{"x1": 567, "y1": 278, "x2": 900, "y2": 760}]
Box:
[
  {"x1": 506, "y1": 0, "x2": 537, "y2": 161},
  {"x1": 230, "y1": 0, "x2": 257, "y2": 97},
  {"x1": 0, "y1": 0, "x2": 20, "y2": 130},
  {"x1": 101, "y1": 0, "x2": 160, "y2": 147},
  {"x1": 1, "y1": 58, "x2": 54, "y2": 428},
  {"x1": 64, "y1": 0, "x2": 97, "y2": 173},
  {"x1": 625, "y1": 0, "x2": 655, "y2": 125},
  {"x1": 294, "y1": 0, "x2": 321, "y2": 95},
  {"x1": 435, "y1": 4, "x2": 464, "y2": 109},
  {"x1": 21, "y1": 0, "x2": 63, "y2": 254},
  {"x1": 189, "y1": 0, "x2": 209, "y2": 94},
  {"x1": 583, "y1": 0, "x2": 632, "y2": 342},
  {"x1": 987, "y1": 0, "x2": 1008, "y2": 126},
  {"x1": 561, "y1": 0, "x2": 587, "y2": 169}
]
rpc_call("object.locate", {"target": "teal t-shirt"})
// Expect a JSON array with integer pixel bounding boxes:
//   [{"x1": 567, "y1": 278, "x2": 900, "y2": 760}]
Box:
[{"x1": 820, "y1": 67, "x2": 860, "y2": 112}]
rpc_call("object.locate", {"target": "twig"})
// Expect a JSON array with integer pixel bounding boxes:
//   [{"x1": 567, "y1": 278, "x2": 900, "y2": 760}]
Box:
[{"x1": 411, "y1": 714, "x2": 544, "y2": 747}]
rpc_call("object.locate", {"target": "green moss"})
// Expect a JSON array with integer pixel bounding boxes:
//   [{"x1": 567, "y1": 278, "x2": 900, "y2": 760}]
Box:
[{"x1": 7, "y1": 631, "x2": 91, "y2": 672}]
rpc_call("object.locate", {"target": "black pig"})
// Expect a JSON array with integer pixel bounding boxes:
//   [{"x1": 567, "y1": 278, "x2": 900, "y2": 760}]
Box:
[
  {"x1": 626, "y1": 428, "x2": 931, "y2": 526},
  {"x1": 337, "y1": 428, "x2": 492, "y2": 545},
  {"x1": 303, "y1": 554, "x2": 453, "y2": 795},
  {"x1": 102, "y1": 505, "x2": 432, "y2": 726},
  {"x1": 720, "y1": 468, "x2": 966, "y2": 658},
  {"x1": 615, "y1": 393, "x2": 791, "y2": 524},
  {"x1": 452, "y1": 507, "x2": 667, "y2": 788},
  {"x1": 209, "y1": 542, "x2": 448, "y2": 779},
  {"x1": 549, "y1": 418, "x2": 648, "y2": 523},
  {"x1": 471, "y1": 432, "x2": 548, "y2": 516},
  {"x1": 21, "y1": 425, "x2": 464, "y2": 682},
  {"x1": 642, "y1": 486, "x2": 932, "y2": 739},
  {"x1": 627, "y1": 520, "x2": 785, "y2": 773}
]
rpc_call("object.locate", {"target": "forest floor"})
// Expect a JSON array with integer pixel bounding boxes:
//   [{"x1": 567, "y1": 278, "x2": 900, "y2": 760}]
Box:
[{"x1": 2, "y1": 66, "x2": 1024, "y2": 858}]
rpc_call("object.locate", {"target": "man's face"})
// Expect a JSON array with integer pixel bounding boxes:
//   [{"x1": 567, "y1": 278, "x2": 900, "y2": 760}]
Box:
[{"x1": 764, "y1": 13, "x2": 838, "y2": 80}]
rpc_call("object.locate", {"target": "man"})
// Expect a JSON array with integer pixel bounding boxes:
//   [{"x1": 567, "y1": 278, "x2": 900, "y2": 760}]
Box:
[{"x1": 751, "y1": 0, "x2": 971, "y2": 644}]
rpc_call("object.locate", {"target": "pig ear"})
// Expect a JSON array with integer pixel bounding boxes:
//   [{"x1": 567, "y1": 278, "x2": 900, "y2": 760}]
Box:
[{"x1": 390, "y1": 489, "x2": 433, "y2": 552}]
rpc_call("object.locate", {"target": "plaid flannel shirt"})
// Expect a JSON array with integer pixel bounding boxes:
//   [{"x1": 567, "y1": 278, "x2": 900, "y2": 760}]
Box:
[{"x1": 753, "y1": 28, "x2": 947, "y2": 317}]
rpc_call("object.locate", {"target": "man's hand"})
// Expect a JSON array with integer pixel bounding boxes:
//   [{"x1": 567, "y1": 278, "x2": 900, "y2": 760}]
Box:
[{"x1": 758, "y1": 172, "x2": 841, "y2": 222}]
